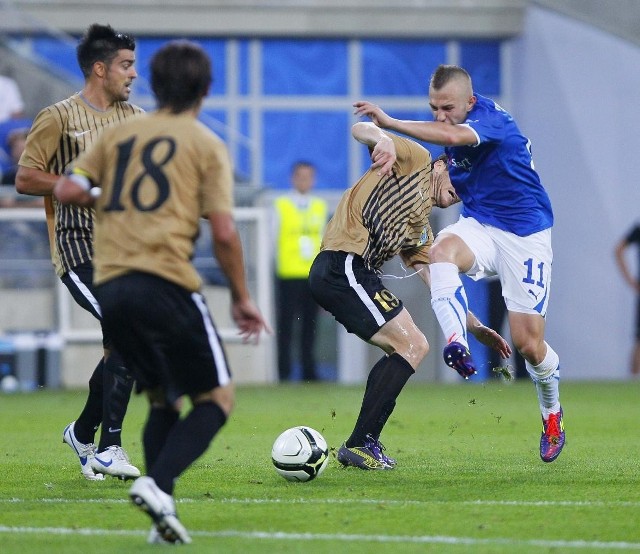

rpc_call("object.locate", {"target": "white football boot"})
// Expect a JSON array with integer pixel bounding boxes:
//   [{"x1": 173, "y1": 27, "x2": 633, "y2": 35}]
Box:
[
  {"x1": 62, "y1": 421, "x2": 105, "y2": 481},
  {"x1": 91, "y1": 445, "x2": 141, "y2": 480},
  {"x1": 130, "y1": 476, "x2": 192, "y2": 544}
]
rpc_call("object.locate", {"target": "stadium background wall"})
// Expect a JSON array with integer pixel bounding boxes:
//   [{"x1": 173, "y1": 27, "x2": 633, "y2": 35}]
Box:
[{"x1": 0, "y1": 1, "x2": 638, "y2": 383}]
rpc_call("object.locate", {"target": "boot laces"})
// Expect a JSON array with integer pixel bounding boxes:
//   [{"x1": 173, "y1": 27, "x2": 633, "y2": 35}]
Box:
[{"x1": 545, "y1": 413, "x2": 561, "y2": 445}]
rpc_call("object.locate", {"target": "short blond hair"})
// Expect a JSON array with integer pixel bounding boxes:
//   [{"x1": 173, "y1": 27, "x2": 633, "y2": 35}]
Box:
[{"x1": 430, "y1": 65, "x2": 472, "y2": 91}]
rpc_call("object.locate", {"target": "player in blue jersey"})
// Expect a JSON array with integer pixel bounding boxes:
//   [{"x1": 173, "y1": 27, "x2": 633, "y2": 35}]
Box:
[{"x1": 354, "y1": 64, "x2": 565, "y2": 463}]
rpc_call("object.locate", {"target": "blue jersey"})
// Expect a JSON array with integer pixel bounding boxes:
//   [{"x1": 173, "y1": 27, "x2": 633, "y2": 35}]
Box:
[{"x1": 445, "y1": 94, "x2": 553, "y2": 236}]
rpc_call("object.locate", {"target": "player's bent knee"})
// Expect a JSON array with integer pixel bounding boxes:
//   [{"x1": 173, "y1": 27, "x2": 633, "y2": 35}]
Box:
[
  {"x1": 515, "y1": 338, "x2": 545, "y2": 364},
  {"x1": 429, "y1": 241, "x2": 447, "y2": 262},
  {"x1": 430, "y1": 234, "x2": 459, "y2": 262},
  {"x1": 193, "y1": 385, "x2": 235, "y2": 416}
]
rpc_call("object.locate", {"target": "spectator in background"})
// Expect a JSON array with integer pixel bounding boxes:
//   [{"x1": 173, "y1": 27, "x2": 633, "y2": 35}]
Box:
[
  {"x1": 273, "y1": 161, "x2": 328, "y2": 381},
  {"x1": 0, "y1": 74, "x2": 25, "y2": 123},
  {"x1": 614, "y1": 223, "x2": 640, "y2": 377}
]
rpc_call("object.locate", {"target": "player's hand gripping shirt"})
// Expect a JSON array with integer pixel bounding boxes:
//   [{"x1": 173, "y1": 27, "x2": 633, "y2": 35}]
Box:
[{"x1": 321, "y1": 133, "x2": 434, "y2": 270}]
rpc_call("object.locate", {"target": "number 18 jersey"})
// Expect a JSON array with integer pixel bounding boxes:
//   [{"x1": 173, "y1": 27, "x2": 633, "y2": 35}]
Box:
[{"x1": 72, "y1": 111, "x2": 234, "y2": 292}]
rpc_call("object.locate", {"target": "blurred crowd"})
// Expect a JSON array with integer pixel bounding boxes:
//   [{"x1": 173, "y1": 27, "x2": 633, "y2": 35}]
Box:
[{"x1": 0, "y1": 74, "x2": 52, "y2": 288}]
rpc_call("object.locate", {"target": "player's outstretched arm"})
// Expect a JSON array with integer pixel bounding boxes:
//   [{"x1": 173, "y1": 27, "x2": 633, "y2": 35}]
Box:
[
  {"x1": 354, "y1": 100, "x2": 476, "y2": 147},
  {"x1": 353, "y1": 101, "x2": 395, "y2": 129}
]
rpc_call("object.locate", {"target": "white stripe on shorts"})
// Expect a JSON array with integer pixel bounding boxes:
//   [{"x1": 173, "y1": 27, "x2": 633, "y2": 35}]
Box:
[
  {"x1": 191, "y1": 292, "x2": 231, "y2": 387},
  {"x1": 68, "y1": 269, "x2": 102, "y2": 318},
  {"x1": 345, "y1": 253, "x2": 386, "y2": 327}
]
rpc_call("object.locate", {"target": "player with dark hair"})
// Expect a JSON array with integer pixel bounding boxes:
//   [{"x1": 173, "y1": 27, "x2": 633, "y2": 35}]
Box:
[
  {"x1": 308, "y1": 121, "x2": 510, "y2": 469},
  {"x1": 54, "y1": 40, "x2": 269, "y2": 544},
  {"x1": 16, "y1": 23, "x2": 142, "y2": 480},
  {"x1": 76, "y1": 24, "x2": 136, "y2": 78},
  {"x1": 355, "y1": 63, "x2": 565, "y2": 463}
]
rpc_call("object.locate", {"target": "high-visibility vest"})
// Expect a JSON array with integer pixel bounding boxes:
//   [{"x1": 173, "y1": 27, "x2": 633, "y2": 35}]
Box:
[{"x1": 275, "y1": 195, "x2": 327, "y2": 278}]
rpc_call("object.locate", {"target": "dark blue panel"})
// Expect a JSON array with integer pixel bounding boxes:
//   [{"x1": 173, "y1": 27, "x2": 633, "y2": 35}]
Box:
[
  {"x1": 135, "y1": 37, "x2": 226, "y2": 96},
  {"x1": 362, "y1": 40, "x2": 446, "y2": 96},
  {"x1": 132, "y1": 37, "x2": 165, "y2": 96},
  {"x1": 200, "y1": 110, "x2": 252, "y2": 182},
  {"x1": 262, "y1": 40, "x2": 348, "y2": 96},
  {"x1": 199, "y1": 110, "x2": 227, "y2": 140},
  {"x1": 460, "y1": 41, "x2": 501, "y2": 96},
  {"x1": 236, "y1": 110, "x2": 252, "y2": 181},
  {"x1": 263, "y1": 111, "x2": 349, "y2": 189},
  {"x1": 30, "y1": 36, "x2": 82, "y2": 81},
  {"x1": 238, "y1": 40, "x2": 251, "y2": 96},
  {"x1": 200, "y1": 39, "x2": 227, "y2": 96}
]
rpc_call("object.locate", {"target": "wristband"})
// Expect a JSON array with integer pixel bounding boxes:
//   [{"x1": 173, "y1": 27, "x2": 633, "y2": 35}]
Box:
[{"x1": 69, "y1": 173, "x2": 91, "y2": 192}]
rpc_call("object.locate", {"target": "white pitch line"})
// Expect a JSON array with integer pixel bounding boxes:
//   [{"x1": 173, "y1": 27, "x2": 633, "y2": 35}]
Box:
[
  {"x1": 0, "y1": 526, "x2": 639, "y2": 550},
  {"x1": 2, "y1": 497, "x2": 640, "y2": 508}
]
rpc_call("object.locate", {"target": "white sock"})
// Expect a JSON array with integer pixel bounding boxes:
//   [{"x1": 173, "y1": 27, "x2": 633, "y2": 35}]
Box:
[
  {"x1": 430, "y1": 262, "x2": 469, "y2": 348},
  {"x1": 526, "y1": 342, "x2": 560, "y2": 418}
]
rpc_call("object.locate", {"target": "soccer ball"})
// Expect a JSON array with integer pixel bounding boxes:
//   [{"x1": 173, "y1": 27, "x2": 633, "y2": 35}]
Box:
[{"x1": 271, "y1": 426, "x2": 329, "y2": 482}]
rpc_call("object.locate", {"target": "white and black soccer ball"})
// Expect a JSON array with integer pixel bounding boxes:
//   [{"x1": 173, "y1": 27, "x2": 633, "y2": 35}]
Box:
[{"x1": 271, "y1": 426, "x2": 329, "y2": 482}]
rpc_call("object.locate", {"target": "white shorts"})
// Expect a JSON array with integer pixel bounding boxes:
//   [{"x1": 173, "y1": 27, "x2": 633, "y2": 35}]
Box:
[{"x1": 438, "y1": 216, "x2": 553, "y2": 316}]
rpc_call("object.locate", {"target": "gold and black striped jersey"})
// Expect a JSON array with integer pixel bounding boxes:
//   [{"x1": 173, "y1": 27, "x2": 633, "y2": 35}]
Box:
[
  {"x1": 321, "y1": 133, "x2": 434, "y2": 271},
  {"x1": 19, "y1": 93, "x2": 144, "y2": 276},
  {"x1": 73, "y1": 111, "x2": 234, "y2": 293}
]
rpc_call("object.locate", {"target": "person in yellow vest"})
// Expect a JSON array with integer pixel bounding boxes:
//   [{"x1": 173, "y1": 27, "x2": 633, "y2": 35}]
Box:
[{"x1": 273, "y1": 161, "x2": 328, "y2": 381}]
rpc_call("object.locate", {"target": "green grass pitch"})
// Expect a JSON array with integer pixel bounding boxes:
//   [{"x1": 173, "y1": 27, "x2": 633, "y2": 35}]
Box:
[{"x1": 1, "y1": 379, "x2": 639, "y2": 553}]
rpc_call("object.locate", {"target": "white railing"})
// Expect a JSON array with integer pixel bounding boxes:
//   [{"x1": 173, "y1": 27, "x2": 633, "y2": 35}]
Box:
[{"x1": 0, "y1": 204, "x2": 273, "y2": 344}]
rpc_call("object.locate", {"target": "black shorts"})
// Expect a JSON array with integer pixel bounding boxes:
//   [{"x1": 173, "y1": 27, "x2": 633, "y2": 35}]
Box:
[
  {"x1": 60, "y1": 260, "x2": 113, "y2": 349},
  {"x1": 636, "y1": 296, "x2": 640, "y2": 340},
  {"x1": 308, "y1": 250, "x2": 403, "y2": 341},
  {"x1": 95, "y1": 272, "x2": 231, "y2": 402}
]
